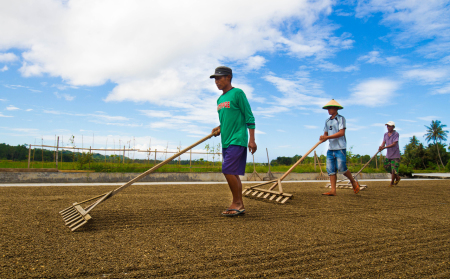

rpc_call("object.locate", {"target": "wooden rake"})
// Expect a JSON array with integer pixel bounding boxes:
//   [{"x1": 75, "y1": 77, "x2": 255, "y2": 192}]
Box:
[
  {"x1": 325, "y1": 150, "x2": 380, "y2": 190},
  {"x1": 60, "y1": 131, "x2": 219, "y2": 232},
  {"x1": 242, "y1": 140, "x2": 324, "y2": 203}
]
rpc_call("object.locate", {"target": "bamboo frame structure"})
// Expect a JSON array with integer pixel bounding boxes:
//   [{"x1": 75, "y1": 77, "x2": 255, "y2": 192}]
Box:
[
  {"x1": 263, "y1": 148, "x2": 276, "y2": 181},
  {"x1": 314, "y1": 151, "x2": 328, "y2": 180},
  {"x1": 247, "y1": 154, "x2": 263, "y2": 181},
  {"x1": 60, "y1": 131, "x2": 220, "y2": 232},
  {"x1": 242, "y1": 140, "x2": 325, "y2": 203}
]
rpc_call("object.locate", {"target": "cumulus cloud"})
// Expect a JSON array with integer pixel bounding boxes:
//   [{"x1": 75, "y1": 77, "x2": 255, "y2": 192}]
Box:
[
  {"x1": 0, "y1": 65, "x2": 7, "y2": 72},
  {"x1": 0, "y1": 113, "x2": 13, "y2": 117},
  {"x1": 0, "y1": 1, "x2": 350, "y2": 103},
  {"x1": 0, "y1": 52, "x2": 18, "y2": 62},
  {"x1": 243, "y1": 56, "x2": 267, "y2": 72},
  {"x1": 347, "y1": 78, "x2": 400, "y2": 107}
]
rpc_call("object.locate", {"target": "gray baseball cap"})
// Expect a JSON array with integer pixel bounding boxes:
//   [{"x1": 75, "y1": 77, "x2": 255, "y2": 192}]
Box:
[{"x1": 210, "y1": 66, "x2": 232, "y2": 78}]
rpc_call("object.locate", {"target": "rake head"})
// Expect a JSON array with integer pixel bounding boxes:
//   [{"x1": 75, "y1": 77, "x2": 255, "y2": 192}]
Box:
[
  {"x1": 243, "y1": 188, "x2": 292, "y2": 203},
  {"x1": 59, "y1": 204, "x2": 92, "y2": 232},
  {"x1": 325, "y1": 183, "x2": 367, "y2": 190}
]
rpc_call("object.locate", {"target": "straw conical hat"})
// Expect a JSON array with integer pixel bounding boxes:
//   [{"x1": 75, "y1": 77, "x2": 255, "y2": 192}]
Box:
[{"x1": 322, "y1": 99, "x2": 343, "y2": 110}]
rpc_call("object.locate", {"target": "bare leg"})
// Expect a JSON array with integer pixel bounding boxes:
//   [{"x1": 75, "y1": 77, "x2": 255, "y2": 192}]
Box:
[
  {"x1": 343, "y1": 170, "x2": 360, "y2": 193},
  {"x1": 323, "y1": 174, "x2": 337, "y2": 196},
  {"x1": 223, "y1": 174, "x2": 245, "y2": 214},
  {"x1": 390, "y1": 172, "x2": 396, "y2": 186}
]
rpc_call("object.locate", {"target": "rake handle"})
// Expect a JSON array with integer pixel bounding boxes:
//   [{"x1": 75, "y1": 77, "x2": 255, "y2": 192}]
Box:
[
  {"x1": 337, "y1": 150, "x2": 380, "y2": 184},
  {"x1": 110, "y1": 130, "x2": 219, "y2": 197},
  {"x1": 279, "y1": 140, "x2": 325, "y2": 181}
]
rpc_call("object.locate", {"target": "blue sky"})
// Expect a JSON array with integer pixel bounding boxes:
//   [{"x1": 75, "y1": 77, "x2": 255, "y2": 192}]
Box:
[{"x1": 1, "y1": 0, "x2": 450, "y2": 163}]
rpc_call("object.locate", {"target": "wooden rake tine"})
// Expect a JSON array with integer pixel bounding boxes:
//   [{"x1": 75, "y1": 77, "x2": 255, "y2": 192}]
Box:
[
  {"x1": 243, "y1": 140, "x2": 325, "y2": 203},
  {"x1": 59, "y1": 130, "x2": 220, "y2": 232}
]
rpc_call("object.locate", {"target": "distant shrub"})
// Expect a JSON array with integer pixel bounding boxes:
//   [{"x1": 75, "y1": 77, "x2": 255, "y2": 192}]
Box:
[{"x1": 399, "y1": 164, "x2": 413, "y2": 177}]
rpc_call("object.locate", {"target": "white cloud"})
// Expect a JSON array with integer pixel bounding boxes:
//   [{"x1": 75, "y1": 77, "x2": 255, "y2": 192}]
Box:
[
  {"x1": 371, "y1": 123, "x2": 385, "y2": 127},
  {"x1": 433, "y1": 83, "x2": 450, "y2": 94},
  {"x1": 0, "y1": 0, "x2": 356, "y2": 122},
  {"x1": 402, "y1": 68, "x2": 448, "y2": 84},
  {"x1": 0, "y1": 52, "x2": 18, "y2": 62},
  {"x1": 347, "y1": 78, "x2": 400, "y2": 107},
  {"x1": 0, "y1": 65, "x2": 7, "y2": 72},
  {"x1": 255, "y1": 129, "x2": 266, "y2": 134},
  {"x1": 25, "y1": 109, "x2": 33, "y2": 112},
  {"x1": 304, "y1": 125, "x2": 318, "y2": 129},
  {"x1": 54, "y1": 92, "x2": 75, "y2": 101},
  {"x1": 253, "y1": 106, "x2": 290, "y2": 118},
  {"x1": 0, "y1": 113, "x2": 13, "y2": 118},
  {"x1": 0, "y1": 99, "x2": 6, "y2": 102},
  {"x1": 276, "y1": 129, "x2": 286, "y2": 132},
  {"x1": 358, "y1": 51, "x2": 406, "y2": 65},
  {"x1": 43, "y1": 109, "x2": 129, "y2": 122},
  {"x1": 417, "y1": 116, "x2": 440, "y2": 122},
  {"x1": 139, "y1": 110, "x2": 172, "y2": 118},
  {"x1": 6, "y1": 105, "x2": 19, "y2": 111},
  {"x1": 316, "y1": 60, "x2": 358, "y2": 72},
  {"x1": 243, "y1": 55, "x2": 267, "y2": 71},
  {"x1": 264, "y1": 72, "x2": 329, "y2": 110},
  {"x1": 356, "y1": 1, "x2": 450, "y2": 56},
  {"x1": 400, "y1": 131, "x2": 426, "y2": 139},
  {"x1": 399, "y1": 119, "x2": 417, "y2": 123}
]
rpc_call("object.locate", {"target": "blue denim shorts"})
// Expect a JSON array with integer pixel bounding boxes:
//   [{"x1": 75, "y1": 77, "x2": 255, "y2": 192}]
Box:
[{"x1": 326, "y1": 149, "x2": 348, "y2": 175}]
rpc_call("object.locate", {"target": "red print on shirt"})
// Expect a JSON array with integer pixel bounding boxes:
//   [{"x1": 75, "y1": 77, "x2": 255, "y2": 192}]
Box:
[{"x1": 217, "y1": 101, "x2": 230, "y2": 111}]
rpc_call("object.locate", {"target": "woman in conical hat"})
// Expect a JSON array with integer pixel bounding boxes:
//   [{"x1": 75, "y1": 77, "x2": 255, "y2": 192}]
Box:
[{"x1": 319, "y1": 99, "x2": 360, "y2": 196}]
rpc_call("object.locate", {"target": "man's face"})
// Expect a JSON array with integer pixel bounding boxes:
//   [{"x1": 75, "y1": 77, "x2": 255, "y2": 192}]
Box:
[
  {"x1": 386, "y1": 125, "x2": 394, "y2": 132},
  {"x1": 214, "y1": 75, "x2": 231, "y2": 90},
  {"x1": 327, "y1": 107, "x2": 338, "y2": 116}
]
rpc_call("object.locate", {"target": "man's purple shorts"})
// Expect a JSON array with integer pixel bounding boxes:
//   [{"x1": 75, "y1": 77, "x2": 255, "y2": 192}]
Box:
[{"x1": 222, "y1": 145, "x2": 247, "y2": 176}]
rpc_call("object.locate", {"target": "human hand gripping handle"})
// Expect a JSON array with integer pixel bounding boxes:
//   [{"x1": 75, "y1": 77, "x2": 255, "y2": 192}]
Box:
[{"x1": 212, "y1": 126, "x2": 221, "y2": 137}]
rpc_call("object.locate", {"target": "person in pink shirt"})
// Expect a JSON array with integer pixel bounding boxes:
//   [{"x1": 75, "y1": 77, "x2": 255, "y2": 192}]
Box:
[{"x1": 379, "y1": 121, "x2": 401, "y2": 186}]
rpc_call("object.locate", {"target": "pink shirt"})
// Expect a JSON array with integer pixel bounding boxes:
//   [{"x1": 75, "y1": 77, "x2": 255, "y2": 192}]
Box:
[{"x1": 383, "y1": 131, "x2": 400, "y2": 159}]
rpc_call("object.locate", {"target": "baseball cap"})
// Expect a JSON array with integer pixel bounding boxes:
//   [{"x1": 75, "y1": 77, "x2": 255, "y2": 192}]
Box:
[
  {"x1": 210, "y1": 66, "x2": 232, "y2": 78},
  {"x1": 385, "y1": 121, "x2": 395, "y2": 127}
]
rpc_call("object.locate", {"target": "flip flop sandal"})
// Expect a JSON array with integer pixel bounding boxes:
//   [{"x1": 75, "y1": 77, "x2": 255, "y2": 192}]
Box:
[
  {"x1": 353, "y1": 181, "x2": 360, "y2": 194},
  {"x1": 221, "y1": 209, "x2": 245, "y2": 217},
  {"x1": 322, "y1": 192, "x2": 336, "y2": 196}
]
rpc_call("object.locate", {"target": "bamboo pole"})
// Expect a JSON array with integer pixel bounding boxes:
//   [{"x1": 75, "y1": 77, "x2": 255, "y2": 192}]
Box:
[
  {"x1": 28, "y1": 144, "x2": 31, "y2": 169},
  {"x1": 190, "y1": 149, "x2": 192, "y2": 169},
  {"x1": 154, "y1": 149, "x2": 157, "y2": 166},
  {"x1": 56, "y1": 137, "x2": 59, "y2": 169},
  {"x1": 123, "y1": 146, "x2": 125, "y2": 164}
]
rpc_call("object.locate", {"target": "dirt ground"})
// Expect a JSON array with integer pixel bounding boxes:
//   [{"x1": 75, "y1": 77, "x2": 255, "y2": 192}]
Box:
[{"x1": 1, "y1": 180, "x2": 449, "y2": 278}]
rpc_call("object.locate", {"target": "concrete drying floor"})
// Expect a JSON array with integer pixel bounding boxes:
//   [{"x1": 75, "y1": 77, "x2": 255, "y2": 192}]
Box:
[{"x1": 1, "y1": 180, "x2": 449, "y2": 278}]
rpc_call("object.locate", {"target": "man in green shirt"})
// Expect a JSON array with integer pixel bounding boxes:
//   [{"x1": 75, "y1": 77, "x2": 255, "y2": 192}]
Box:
[{"x1": 210, "y1": 66, "x2": 257, "y2": 217}]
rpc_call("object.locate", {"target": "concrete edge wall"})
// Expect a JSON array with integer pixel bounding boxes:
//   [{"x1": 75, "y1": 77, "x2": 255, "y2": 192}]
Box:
[{"x1": 0, "y1": 172, "x2": 391, "y2": 183}]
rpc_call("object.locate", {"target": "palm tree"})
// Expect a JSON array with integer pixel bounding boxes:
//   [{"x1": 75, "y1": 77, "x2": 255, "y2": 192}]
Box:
[{"x1": 424, "y1": 120, "x2": 449, "y2": 168}]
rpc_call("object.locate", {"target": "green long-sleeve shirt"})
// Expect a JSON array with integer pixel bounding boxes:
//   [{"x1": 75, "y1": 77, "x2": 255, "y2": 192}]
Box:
[{"x1": 216, "y1": 88, "x2": 255, "y2": 148}]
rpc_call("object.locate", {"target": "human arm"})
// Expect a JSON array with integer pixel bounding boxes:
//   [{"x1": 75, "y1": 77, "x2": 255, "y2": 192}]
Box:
[
  {"x1": 380, "y1": 141, "x2": 398, "y2": 150},
  {"x1": 378, "y1": 140, "x2": 386, "y2": 151},
  {"x1": 248, "y1": 129, "x2": 257, "y2": 154},
  {"x1": 320, "y1": 129, "x2": 345, "y2": 141}
]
